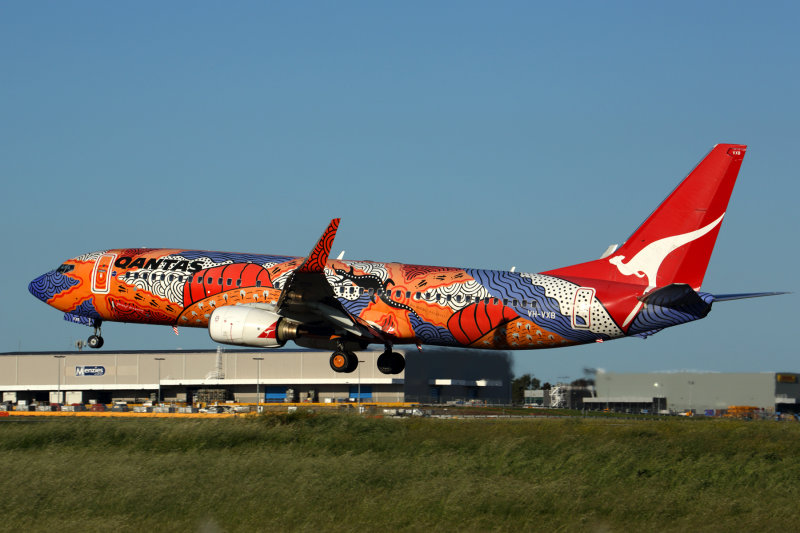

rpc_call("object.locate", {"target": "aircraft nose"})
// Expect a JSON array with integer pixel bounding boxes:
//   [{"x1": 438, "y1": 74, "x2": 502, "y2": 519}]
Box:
[
  {"x1": 28, "y1": 270, "x2": 78, "y2": 303},
  {"x1": 29, "y1": 273, "x2": 52, "y2": 303}
]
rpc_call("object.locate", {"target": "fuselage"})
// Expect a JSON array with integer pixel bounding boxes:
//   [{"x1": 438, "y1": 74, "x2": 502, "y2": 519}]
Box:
[
  {"x1": 27, "y1": 145, "x2": 771, "y2": 373},
  {"x1": 29, "y1": 247, "x2": 707, "y2": 350}
]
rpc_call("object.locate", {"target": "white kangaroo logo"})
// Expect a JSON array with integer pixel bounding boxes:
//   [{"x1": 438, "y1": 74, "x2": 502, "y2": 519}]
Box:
[
  {"x1": 609, "y1": 214, "x2": 725, "y2": 289},
  {"x1": 610, "y1": 214, "x2": 725, "y2": 327}
]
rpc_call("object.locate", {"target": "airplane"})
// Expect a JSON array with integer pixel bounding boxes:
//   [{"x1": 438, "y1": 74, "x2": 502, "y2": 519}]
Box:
[{"x1": 29, "y1": 144, "x2": 785, "y2": 374}]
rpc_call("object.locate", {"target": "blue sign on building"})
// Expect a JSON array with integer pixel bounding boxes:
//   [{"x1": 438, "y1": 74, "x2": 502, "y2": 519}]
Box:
[
  {"x1": 348, "y1": 385, "x2": 372, "y2": 400},
  {"x1": 75, "y1": 366, "x2": 105, "y2": 377}
]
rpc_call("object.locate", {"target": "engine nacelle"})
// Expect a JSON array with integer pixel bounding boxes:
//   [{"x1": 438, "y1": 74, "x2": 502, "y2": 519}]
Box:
[{"x1": 208, "y1": 306, "x2": 287, "y2": 348}]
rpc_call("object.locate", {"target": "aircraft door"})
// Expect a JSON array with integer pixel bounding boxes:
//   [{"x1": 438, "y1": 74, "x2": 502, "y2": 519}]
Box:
[
  {"x1": 571, "y1": 287, "x2": 595, "y2": 330},
  {"x1": 92, "y1": 253, "x2": 117, "y2": 294}
]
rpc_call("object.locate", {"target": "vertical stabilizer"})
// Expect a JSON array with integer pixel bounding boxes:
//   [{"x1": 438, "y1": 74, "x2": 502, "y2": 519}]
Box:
[{"x1": 544, "y1": 144, "x2": 747, "y2": 290}]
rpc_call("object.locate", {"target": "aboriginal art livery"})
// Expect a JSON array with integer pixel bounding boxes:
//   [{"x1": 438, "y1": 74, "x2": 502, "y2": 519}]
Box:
[{"x1": 29, "y1": 144, "x2": 785, "y2": 374}]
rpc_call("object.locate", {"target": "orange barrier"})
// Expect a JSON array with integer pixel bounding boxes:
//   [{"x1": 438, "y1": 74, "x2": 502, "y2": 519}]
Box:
[{"x1": 6, "y1": 411, "x2": 237, "y2": 419}]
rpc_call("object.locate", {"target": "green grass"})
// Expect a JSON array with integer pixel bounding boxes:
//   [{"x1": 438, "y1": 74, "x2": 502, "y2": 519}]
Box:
[{"x1": 1, "y1": 414, "x2": 798, "y2": 532}]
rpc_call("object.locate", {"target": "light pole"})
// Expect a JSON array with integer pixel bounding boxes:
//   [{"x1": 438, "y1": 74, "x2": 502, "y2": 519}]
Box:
[
  {"x1": 653, "y1": 382, "x2": 660, "y2": 414},
  {"x1": 54, "y1": 355, "x2": 66, "y2": 406},
  {"x1": 253, "y1": 357, "x2": 264, "y2": 413},
  {"x1": 154, "y1": 357, "x2": 165, "y2": 404},
  {"x1": 357, "y1": 359, "x2": 365, "y2": 413},
  {"x1": 688, "y1": 380, "x2": 695, "y2": 414}
]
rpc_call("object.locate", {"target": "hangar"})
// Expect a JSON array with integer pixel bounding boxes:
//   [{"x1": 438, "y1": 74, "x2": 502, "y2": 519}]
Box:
[
  {"x1": 0, "y1": 348, "x2": 512, "y2": 406},
  {"x1": 585, "y1": 370, "x2": 800, "y2": 414}
]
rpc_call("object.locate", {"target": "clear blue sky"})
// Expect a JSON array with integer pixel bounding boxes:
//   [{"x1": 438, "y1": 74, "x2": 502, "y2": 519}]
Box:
[{"x1": 1, "y1": 2, "x2": 797, "y2": 383}]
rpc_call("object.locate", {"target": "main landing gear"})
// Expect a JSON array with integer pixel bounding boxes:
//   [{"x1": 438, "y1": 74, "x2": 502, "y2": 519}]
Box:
[
  {"x1": 377, "y1": 349, "x2": 405, "y2": 375},
  {"x1": 328, "y1": 343, "x2": 405, "y2": 375},
  {"x1": 87, "y1": 322, "x2": 104, "y2": 349},
  {"x1": 329, "y1": 349, "x2": 358, "y2": 373}
]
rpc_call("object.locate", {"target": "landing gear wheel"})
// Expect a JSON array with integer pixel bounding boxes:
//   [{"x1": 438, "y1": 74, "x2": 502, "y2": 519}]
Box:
[
  {"x1": 88, "y1": 335, "x2": 104, "y2": 349},
  {"x1": 377, "y1": 351, "x2": 405, "y2": 375},
  {"x1": 330, "y1": 350, "x2": 358, "y2": 373}
]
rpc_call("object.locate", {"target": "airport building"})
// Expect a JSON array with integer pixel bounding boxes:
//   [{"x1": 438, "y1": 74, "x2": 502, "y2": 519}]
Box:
[
  {"x1": 584, "y1": 371, "x2": 800, "y2": 414},
  {"x1": 0, "y1": 348, "x2": 512, "y2": 406}
]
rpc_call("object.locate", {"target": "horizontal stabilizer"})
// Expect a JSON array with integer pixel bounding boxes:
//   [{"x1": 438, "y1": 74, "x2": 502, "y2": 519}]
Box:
[
  {"x1": 639, "y1": 283, "x2": 712, "y2": 318},
  {"x1": 711, "y1": 291, "x2": 789, "y2": 302}
]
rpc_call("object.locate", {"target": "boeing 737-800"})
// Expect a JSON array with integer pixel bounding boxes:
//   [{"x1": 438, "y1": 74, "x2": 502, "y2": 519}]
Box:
[{"x1": 29, "y1": 144, "x2": 783, "y2": 374}]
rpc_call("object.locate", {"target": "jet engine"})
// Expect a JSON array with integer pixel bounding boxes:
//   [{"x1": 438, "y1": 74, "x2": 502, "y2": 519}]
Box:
[{"x1": 208, "y1": 306, "x2": 289, "y2": 348}]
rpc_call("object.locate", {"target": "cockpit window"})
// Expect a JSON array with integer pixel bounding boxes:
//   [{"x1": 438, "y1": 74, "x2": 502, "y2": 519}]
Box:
[{"x1": 56, "y1": 264, "x2": 74, "y2": 274}]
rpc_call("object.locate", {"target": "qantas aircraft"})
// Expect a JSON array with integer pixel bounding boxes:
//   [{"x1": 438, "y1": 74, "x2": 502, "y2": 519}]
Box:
[{"x1": 29, "y1": 144, "x2": 783, "y2": 374}]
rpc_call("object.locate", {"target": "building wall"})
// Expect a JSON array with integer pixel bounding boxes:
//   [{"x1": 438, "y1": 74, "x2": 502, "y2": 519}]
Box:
[
  {"x1": 594, "y1": 371, "x2": 786, "y2": 413},
  {"x1": 0, "y1": 348, "x2": 510, "y2": 405},
  {"x1": 403, "y1": 349, "x2": 512, "y2": 404}
]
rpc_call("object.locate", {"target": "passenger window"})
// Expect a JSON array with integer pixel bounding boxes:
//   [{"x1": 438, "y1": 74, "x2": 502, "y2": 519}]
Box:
[
  {"x1": 256, "y1": 281, "x2": 262, "y2": 287},
  {"x1": 226, "y1": 279, "x2": 232, "y2": 286},
  {"x1": 512, "y1": 299, "x2": 518, "y2": 306},
  {"x1": 207, "y1": 277, "x2": 213, "y2": 284},
  {"x1": 396, "y1": 290, "x2": 402, "y2": 298},
  {"x1": 236, "y1": 280, "x2": 241, "y2": 287},
  {"x1": 218, "y1": 278, "x2": 223, "y2": 285},
  {"x1": 522, "y1": 299, "x2": 528, "y2": 307},
  {"x1": 414, "y1": 292, "x2": 421, "y2": 300},
  {"x1": 405, "y1": 291, "x2": 411, "y2": 298},
  {"x1": 455, "y1": 295, "x2": 462, "y2": 303}
]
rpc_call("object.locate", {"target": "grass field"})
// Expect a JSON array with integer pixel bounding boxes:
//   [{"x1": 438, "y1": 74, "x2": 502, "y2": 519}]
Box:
[{"x1": 1, "y1": 412, "x2": 798, "y2": 532}]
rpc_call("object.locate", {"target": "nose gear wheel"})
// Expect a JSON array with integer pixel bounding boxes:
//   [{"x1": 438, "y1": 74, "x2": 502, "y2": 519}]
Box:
[{"x1": 87, "y1": 322, "x2": 104, "y2": 349}]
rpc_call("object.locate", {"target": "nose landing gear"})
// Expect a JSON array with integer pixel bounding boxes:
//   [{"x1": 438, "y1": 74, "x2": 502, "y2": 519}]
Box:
[{"x1": 87, "y1": 322, "x2": 104, "y2": 349}]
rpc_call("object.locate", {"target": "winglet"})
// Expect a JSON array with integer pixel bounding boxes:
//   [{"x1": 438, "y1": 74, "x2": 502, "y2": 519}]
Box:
[{"x1": 296, "y1": 219, "x2": 340, "y2": 273}]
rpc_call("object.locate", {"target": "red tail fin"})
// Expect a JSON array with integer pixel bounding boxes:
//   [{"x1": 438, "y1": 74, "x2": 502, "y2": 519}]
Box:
[{"x1": 544, "y1": 144, "x2": 747, "y2": 290}]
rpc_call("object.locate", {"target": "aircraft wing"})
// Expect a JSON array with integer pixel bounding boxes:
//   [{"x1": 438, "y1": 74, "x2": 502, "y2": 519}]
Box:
[{"x1": 275, "y1": 219, "x2": 387, "y2": 342}]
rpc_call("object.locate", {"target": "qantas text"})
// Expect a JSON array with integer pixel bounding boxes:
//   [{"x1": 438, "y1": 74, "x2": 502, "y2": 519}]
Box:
[{"x1": 113, "y1": 257, "x2": 203, "y2": 273}]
